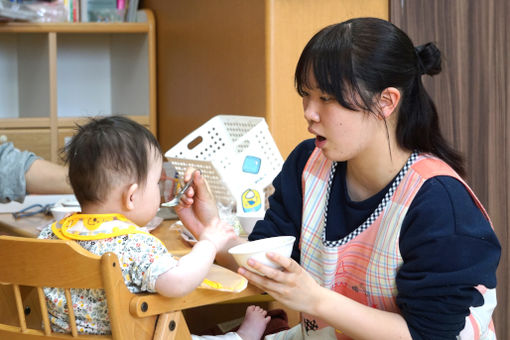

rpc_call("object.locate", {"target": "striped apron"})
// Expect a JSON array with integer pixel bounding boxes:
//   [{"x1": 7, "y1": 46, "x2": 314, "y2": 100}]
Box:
[{"x1": 267, "y1": 149, "x2": 496, "y2": 340}]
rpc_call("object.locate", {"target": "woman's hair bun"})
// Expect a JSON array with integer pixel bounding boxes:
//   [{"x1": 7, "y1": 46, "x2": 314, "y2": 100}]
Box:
[{"x1": 415, "y1": 42, "x2": 441, "y2": 76}]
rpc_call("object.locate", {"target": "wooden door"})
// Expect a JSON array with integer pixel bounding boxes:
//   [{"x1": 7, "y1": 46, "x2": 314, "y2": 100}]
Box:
[{"x1": 391, "y1": 1, "x2": 509, "y2": 338}]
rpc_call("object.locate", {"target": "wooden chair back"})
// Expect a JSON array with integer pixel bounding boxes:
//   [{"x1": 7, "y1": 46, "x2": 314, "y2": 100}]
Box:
[{"x1": 0, "y1": 235, "x2": 178, "y2": 339}]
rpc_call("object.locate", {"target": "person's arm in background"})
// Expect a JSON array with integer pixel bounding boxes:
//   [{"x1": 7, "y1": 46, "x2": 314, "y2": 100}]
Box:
[
  {"x1": 0, "y1": 142, "x2": 72, "y2": 203},
  {"x1": 25, "y1": 159, "x2": 73, "y2": 195}
]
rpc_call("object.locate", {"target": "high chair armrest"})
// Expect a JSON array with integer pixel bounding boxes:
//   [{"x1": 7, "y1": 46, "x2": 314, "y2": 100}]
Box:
[{"x1": 130, "y1": 284, "x2": 263, "y2": 318}]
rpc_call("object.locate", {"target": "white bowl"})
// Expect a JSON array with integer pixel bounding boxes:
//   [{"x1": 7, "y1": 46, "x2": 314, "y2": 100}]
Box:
[
  {"x1": 237, "y1": 215, "x2": 261, "y2": 235},
  {"x1": 51, "y1": 206, "x2": 81, "y2": 221},
  {"x1": 228, "y1": 236, "x2": 295, "y2": 275}
]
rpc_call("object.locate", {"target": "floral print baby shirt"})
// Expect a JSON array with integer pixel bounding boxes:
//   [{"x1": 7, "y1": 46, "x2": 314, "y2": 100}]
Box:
[{"x1": 38, "y1": 214, "x2": 177, "y2": 334}]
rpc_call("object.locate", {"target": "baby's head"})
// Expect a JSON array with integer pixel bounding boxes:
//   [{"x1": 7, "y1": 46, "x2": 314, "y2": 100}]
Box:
[{"x1": 64, "y1": 116, "x2": 163, "y2": 225}]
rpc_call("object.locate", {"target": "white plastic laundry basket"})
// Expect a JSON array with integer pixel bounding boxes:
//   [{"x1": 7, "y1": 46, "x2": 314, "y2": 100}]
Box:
[{"x1": 164, "y1": 115, "x2": 284, "y2": 213}]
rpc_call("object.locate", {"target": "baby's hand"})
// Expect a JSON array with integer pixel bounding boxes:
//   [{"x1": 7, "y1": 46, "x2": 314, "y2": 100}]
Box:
[{"x1": 199, "y1": 218, "x2": 237, "y2": 252}]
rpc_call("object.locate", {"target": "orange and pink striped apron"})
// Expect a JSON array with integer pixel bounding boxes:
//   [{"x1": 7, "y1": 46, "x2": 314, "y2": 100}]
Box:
[{"x1": 269, "y1": 149, "x2": 496, "y2": 340}]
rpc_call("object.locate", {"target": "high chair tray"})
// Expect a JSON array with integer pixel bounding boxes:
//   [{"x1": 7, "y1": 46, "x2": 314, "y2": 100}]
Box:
[{"x1": 200, "y1": 264, "x2": 248, "y2": 293}]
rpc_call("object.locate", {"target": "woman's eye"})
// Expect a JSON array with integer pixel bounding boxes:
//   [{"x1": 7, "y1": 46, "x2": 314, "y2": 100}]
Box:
[{"x1": 320, "y1": 96, "x2": 333, "y2": 102}]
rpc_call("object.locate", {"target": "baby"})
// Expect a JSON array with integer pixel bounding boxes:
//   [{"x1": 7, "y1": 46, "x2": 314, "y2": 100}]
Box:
[{"x1": 38, "y1": 115, "x2": 270, "y2": 340}]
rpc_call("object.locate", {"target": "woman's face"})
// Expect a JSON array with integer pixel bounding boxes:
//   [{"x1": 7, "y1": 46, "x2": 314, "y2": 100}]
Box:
[{"x1": 302, "y1": 75, "x2": 382, "y2": 162}]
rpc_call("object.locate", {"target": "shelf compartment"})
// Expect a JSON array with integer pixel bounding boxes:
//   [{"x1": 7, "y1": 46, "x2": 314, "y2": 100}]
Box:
[
  {"x1": 0, "y1": 33, "x2": 50, "y2": 119},
  {"x1": 56, "y1": 33, "x2": 150, "y2": 118}
]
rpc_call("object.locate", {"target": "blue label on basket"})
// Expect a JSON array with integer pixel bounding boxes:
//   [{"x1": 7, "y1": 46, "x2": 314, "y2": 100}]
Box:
[
  {"x1": 242, "y1": 156, "x2": 261, "y2": 174},
  {"x1": 241, "y1": 189, "x2": 262, "y2": 212}
]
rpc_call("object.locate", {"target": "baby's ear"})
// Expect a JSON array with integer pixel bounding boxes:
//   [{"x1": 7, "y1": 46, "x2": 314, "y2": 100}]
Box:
[{"x1": 123, "y1": 183, "x2": 139, "y2": 211}]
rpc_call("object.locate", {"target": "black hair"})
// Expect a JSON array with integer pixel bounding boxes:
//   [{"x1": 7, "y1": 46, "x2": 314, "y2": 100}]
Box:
[
  {"x1": 295, "y1": 17, "x2": 464, "y2": 177},
  {"x1": 63, "y1": 115, "x2": 162, "y2": 205}
]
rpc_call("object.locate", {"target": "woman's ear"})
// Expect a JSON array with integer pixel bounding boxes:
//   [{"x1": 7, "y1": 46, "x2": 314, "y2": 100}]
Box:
[
  {"x1": 378, "y1": 87, "x2": 401, "y2": 119},
  {"x1": 123, "y1": 183, "x2": 139, "y2": 211}
]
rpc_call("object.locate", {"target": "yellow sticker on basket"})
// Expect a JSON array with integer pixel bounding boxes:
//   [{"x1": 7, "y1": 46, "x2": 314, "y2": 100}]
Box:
[{"x1": 241, "y1": 188, "x2": 261, "y2": 213}]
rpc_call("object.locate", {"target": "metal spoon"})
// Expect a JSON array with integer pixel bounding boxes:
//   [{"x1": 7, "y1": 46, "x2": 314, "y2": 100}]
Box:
[{"x1": 161, "y1": 178, "x2": 194, "y2": 207}]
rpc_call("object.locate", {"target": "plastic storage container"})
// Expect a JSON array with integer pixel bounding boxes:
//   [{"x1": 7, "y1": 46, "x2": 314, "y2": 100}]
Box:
[{"x1": 165, "y1": 115, "x2": 283, "y2": 232}]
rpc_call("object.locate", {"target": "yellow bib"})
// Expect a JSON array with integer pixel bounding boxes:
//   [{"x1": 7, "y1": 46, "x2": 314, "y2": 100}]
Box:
[{"x1": 52, "y1": 213, "x2": 150, "y2": 241}]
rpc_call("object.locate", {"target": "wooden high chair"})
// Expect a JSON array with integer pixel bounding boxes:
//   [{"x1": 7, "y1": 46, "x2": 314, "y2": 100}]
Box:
[{"x1": 0, "y1": 235, "x2": 262, "y2": 339}]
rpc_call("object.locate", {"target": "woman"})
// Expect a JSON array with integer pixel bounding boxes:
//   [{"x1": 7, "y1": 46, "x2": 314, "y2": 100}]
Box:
[{"x1": 176, "y1": 18, "x2": 500, "y2": 340}]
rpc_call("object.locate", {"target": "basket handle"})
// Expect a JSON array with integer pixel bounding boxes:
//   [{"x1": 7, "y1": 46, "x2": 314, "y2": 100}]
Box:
[{"x1": 187, "y1": 136, "x2": 203, "y2": 150}]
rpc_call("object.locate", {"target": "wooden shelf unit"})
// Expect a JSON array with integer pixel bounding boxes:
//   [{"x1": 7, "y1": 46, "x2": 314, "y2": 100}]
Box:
[{"x1": 0, "y1": 10, "x2": 156, "y2": 163}]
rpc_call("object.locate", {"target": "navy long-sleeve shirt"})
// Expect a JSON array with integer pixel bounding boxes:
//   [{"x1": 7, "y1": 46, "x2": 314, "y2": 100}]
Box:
[{"x1": 249, "y1": 139, "x2": 501, "y2": 339}]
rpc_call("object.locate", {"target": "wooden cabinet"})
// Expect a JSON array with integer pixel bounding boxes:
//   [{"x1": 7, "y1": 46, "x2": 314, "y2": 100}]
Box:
[
  {"x1": 0, "y1": 10, "x2": 156, "y2": 163},
  {"x1": 0, "y1": 128, "x2": 51, "y2": 159},
  {"x1": 142, "y1": 0, "x2": 388, "y2": 158}
]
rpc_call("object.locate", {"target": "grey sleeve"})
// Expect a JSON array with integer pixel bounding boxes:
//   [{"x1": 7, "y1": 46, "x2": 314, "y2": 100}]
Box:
[{"x1": 0, "y1": 142, "x2": 41, "y2": 203}]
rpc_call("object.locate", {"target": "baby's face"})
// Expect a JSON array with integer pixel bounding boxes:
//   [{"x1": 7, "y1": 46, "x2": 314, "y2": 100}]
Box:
[{"x1": 131, "y1": 151, "x2": 163, "y2": 227}]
